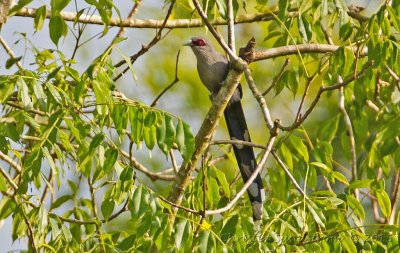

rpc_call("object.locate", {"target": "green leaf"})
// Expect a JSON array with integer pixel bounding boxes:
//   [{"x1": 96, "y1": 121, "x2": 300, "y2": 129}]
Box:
[
  {"x1": 34, "y1": 5, "x2": 47, "y2": 31},
  {"x1": 347, "y1": 195, "x2": 365, "y2": 221},
  {"x1": 4, "y1": 123, "x2": 19, "y2": 142},
  {"x1": 103, "y1": 148, "x2": 118, "y2": 174},
  {"x1": 8, "y1": 0, "x2": 33, "y2": 16},
  {"x1": 156, "y1": 113, "x2": 168, "y2": 155},
  {"x1": 92, "y1": 80, "x2": 109, "y2": 115},
  {"x1": 61, "y1": 224, "x2": 73, "y2": 242},
  {"x1": 220, "y1": 215, "x2": 238, "y2": 242},
  {"x1": 131, "y1": 107, "x2": 144, "y2": 144},
  {"x1": 51, "y1": 0, "x2": 71, "y2": 14},
  {"x1": 341, "y1": 236, "x2": 357, "y2": 253},
  {"x1": 16, "y1": 77, "x2": 32, "y2": 110},
  {"x1": 375, "y1": 189, "x2": 391, "y2": 219},
  {"x1": 101, "y1": 198, "x2": 115, "y2": 221},
  {"x1": 306, "y1": 202, "x2": 326, "y2": 228},
  {"x1": 182, "y1": 121, "x2": 195, "y2": 161},
  {"x1": 280, "y1": 143, "x2": 293, "y2": 172},
  {"x1": 310, "y1": 161, "x2": 331, "y2": 172},
  {"x1": 0, "y1": 173, "x2": 6, "y2": 192},
  {"x1": 174, "y1": 220, "x2": 189, "y2": 249},
  {"x1": 46, "y1": 82, "x2": 63, "y2": 104},
  {"x1": 332, "y1": 171, "x2": 348, "y2": 185},
  {"x1": 33, "y1": 79, "x2": 47, "y2": 110},
  {"x1": 319, "y1": 115, "x2": 339, "y2": 143},
  {"x1": 213, "y1": 167, "x2": 230, "y2": 198},
  {"x1": 348, "y1": 179, "x2": 373, "y2": 190},
  {"x1": 176, "y1": 119, "x2": 185, "y2": 152},
  {"x1": 164, "y1": 114, "x2": 175, "y2": 151},
  {"x1": 50, "y1": 194, "x2": 73, "y2": 210},
  {"x1": 143, "y1": 125, "x2": 156, "y2": 150},
  {"x1": 0, "y1": 198, "x2": 17, "y2": 219},
  {"x1": 112, "y1": 104, "x2": 128, "y2": 137},
  {"x1": 288, "y1": 135, "x2": 309, "y2": 163},
  {"x1": 49, "y1": 15, "x2": 68, "y2": 45},
  {"x1": 5, "y1": 56, "x2": 22, "y2": 69},
  {"x1": 130, "y1": 185, "x2": 150, "y2": 219},
  {"x1": 0, "y1": 77, "x2": 15, "y2": 103},
  {"x1": 89, "y1": 133, "x2": 104, "y2": 156}
]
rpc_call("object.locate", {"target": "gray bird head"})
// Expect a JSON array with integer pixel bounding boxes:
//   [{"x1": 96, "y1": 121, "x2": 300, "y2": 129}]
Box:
[
  {"x1": 184, "y1": 37, "x2": 216, "y2": 59},
  {"x1": 184, "y1": 37, "x2": 229, "y2": 93}
]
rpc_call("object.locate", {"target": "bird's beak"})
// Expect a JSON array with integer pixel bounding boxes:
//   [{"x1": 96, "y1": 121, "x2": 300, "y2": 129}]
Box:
[{"x1": 183, "y1": 40, "x2": 192, "y2": 46}]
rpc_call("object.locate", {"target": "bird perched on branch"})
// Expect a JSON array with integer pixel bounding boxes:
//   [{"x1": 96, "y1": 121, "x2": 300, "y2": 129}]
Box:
[{"x1": 184, "y1": 37, "x2": 264, "y2": 220}]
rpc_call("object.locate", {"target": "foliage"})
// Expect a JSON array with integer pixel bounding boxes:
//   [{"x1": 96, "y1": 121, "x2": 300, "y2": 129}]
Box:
[{"x1": 0, "y1": 0, "x2": 399, "y2": 252}]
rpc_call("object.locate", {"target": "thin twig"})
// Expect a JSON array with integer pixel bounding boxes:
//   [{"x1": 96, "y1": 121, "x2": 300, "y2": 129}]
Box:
[
  {"x1": 0, "y1": 35, "x2": 23, "y2": 70},
  {"x1": 158, "y1": 195, "x2": 200, "y2": 215},
  {"x1": 205, "y1": 135, "x2": 276, "y2": 216},
  {"x1": 385, "y1": 65, "x2": 400, "y2": 91},
  {"x1": 191, "y1": 0, "x2": 236, "y2": 60},
  {"x1": 295, "y1": 74, "x2": 316, "y2": 122},
  {"x1": 272, "y1": 151, "x2": 309, "y2": 199},
  {"x1": 120, "y1": 149, "x2": 175, "y2": 181},
  {"x1": 88, "y1": 177, "x2": 106, "y2": 252},
  {"x1": 103, "y1": 0, "x2": 142, "y2": 55},
  {"x1": 0, "y1": 151, "x2": 22, "y2": 173},
  {"x1": 276, "y1": 62, "x2": 373, "y2": 131},
  {"x1": 227, "y1": 0, "x2": 236, "y2": 57},
  {"x1": 21, "y1": 207, "x2": 38, "y2": 253},
  {"x1": 40, "y1": 170, "x2": 53, "y2": 204},
  {"x1": 113, "y1": 1, "x2": 176, "y2": 81},
  {"x1": 262, "y1": 57, "x2": 290, "y2": 96},
  {"x1": 371, "y1": 168, "x2": 386, "y2": 223},
  {"x1": 0, "y1": 166, "x2": 18, "y2": 190},
  {"x1": 151, "y1": 49, "x2": 181, "y2": 107},
  {"x1": 244, "y1": 66, "x2": 274, "y2": 129},
  {"x1": 388, "y1": 170, "x2": 400, "y2": 224},
  {"x1": 338, "y1": 80, "x2": 358, "y2": 200},
  {"x1": 169, "y1": 150, "x2": 179, "y2": 174},
  {"x1": 211, "y1": 139, "x2": 265, "y2": 149}
]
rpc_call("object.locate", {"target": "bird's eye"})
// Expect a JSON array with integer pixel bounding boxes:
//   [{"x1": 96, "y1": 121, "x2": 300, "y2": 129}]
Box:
[{"x1": 192, "y1": 39, "x2": 206, "y2": 46}]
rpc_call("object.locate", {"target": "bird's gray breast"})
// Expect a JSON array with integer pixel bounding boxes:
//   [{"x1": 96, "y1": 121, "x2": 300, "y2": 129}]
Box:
[{"x1": 196, "y1": 55, "x2": 229, "y2": 93}]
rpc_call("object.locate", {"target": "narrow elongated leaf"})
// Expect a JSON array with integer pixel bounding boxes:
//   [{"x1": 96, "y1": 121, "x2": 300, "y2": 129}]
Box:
[
  {"x1": 16, "y1": 77, "x2": 32, "y2": 110},
  {"x1": 164, "y1": 114, "x2": 175, "y2": 151},
  {"x1": 34, "y1": 5, "x2": 47, "y2": 31}
]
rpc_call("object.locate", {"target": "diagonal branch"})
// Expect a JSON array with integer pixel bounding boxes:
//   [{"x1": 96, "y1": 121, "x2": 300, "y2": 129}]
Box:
[
  {"x1": 113, "y1": 0, "x2": 176, "y2": 81},
  {"x1": 167, "y1": 59, "x2": 246, "y2": 214},
  {"x1": 205, "y1": 135, "x2": 276, "y2": 216},
  {"x1": 276, "y1": 62, "x2": 373, "y2": 131},
  {"x1": 191, "y1": 0, "x2": 236, "y2": 60}
]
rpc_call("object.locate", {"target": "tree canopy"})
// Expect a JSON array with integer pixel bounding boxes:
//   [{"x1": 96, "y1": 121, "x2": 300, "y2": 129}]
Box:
[{"x1": 0, "y1": 0, "x2": 399, "y2": 252}]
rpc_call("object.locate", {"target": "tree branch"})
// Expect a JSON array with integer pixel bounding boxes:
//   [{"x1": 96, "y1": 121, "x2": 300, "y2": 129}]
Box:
[
  {"x1": 338, "y1": 79, "x2": 359, "y2": 200},
  {"x1": 253, "y1": 44, "x2": 367, "y2": 62},
  {"x1": 14, "y1": 7, "x2": 368, "y2": 29},
  {"x1": 205, "y1": 135, "x2": 276, "y2": 216},
  {"x1": 276, "y1": 62, "x2": 373, "y2": 131},
  {"x1": 167, "y1": 59, "x2": 246, "y2": 216},
  {"x1": 272, "y1": 151, "x2": 309, "y2": 199},
  {"x1": 191, "y1": 0, "x2": 236, "y2": 60}
]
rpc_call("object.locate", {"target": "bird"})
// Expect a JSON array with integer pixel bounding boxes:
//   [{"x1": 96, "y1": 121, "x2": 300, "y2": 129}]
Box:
[{"x1": 184, "y1": 37, "x2": 265, "y2": 220}]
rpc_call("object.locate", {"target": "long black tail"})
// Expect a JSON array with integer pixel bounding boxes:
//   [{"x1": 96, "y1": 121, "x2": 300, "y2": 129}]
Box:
[{"x1": 223, "y1": 90, "x2": 264, "y2": 220}]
